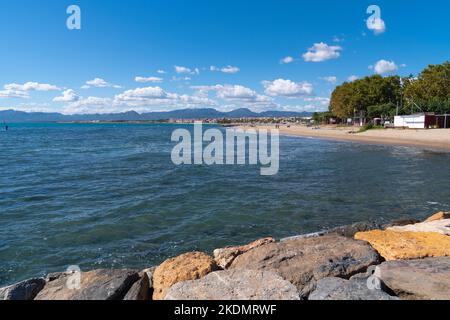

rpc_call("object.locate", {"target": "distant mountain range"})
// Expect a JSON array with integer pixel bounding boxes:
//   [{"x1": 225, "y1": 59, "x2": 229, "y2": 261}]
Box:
[{"x1": 0, "y1": 108, "x2": 312, "y2": 122}]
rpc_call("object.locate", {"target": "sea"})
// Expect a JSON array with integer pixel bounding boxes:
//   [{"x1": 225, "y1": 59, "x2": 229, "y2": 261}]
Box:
[{"x1": 1, "y1": 122, "x2": 450, "y2": 285}]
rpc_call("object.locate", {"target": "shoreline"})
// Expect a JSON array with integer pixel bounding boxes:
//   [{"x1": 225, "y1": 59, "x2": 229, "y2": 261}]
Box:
[
  {"x1": 2, "y1": 212, "x2": 449, "y2": 300},
  {"x1": 236, "y1": 124, "x2": 450, "y2": 151}
]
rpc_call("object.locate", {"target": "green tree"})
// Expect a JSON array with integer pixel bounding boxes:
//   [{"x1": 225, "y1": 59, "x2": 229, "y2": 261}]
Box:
[
  {"x1": 403, "y1": 61, "x2": 450, "y2": 112},
  {"x1": 330, "y1": 75, "x2": 402, "y2": 118}
]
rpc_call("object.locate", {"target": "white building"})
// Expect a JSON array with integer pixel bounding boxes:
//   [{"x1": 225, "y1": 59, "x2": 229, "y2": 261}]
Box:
[{"x1": 394, "y1": 114, "x2": 436, "y2": 129}]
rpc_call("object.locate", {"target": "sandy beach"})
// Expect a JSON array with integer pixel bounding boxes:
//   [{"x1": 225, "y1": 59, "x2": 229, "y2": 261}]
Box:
[{"x1": 236, "y1": 124, "x2": 450, "y2": 151}]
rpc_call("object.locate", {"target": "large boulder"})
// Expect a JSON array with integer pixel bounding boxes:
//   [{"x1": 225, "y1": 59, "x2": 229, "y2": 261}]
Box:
[
  {"x1": 152, "y1": 252, "x2": 217, "y2": 300},
  {"x1": 309, "y1": 277, "x2": 398, "y2": 300},
  {"x1": 387, "y1": 219, "x2": 450, "y2": 235},
  {"x1": 0, "y1": 278, "x2": 46, "y2": 300},
  {"x1": 376, "y1": 257, "x2": 450, "y2": 300},
  {"x1": 425, "y1": 211, "x2": 450, "y2": 222},
  {"x1": 355, "y1": 230, "x2": 450, "y2": 261},
  {"x1": 213, "y1": 237, "x2": 275, "y2": 269},
  {"x1": 123, "y1": 269, "x2": 153, "y2": 300},
  {"x1": 35, "y1": 269, "x2": 139, "y2": 300},
  {"x1": 229, "y1": 234, "x2": 380, "y2": 298},
  {"x1": 165, "y1": 270, "x2": 299, "y2": 300}
]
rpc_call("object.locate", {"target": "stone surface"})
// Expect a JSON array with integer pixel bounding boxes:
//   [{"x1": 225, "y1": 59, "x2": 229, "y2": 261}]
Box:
[
  {"x1": 230, "y1": 234, "x2": 380, "y2": 298},
  {"x1": 0, "y1": 278, "x2": 46, "y2": 300},
  {"x1": 152, "y1": 252, "x2": 217, "y2": 300},
  {"x1": 382, "y1": 218, "x2": 421, "y2": 229},
  {"x1": 425, "y1": 211, "x2": 450, "y2": 222},
  {"x1": 35, "y1": 269, "x2": 139, "y2": 300},
  {"x1": 165, "y1": 270, "x2": 299, "y2": 300},
  {"x1": 387, "y1": 219, "x2": 450, "y2": 235},
  {"x1": 280, "y1": 231, "x2": 326, "y2": 242},
  {"x1": 309, "y1": 277, "x2": 398, "y2": 300},
  {"x1": 355, "y1": 230, "x2": 450, "y2": 261},
  {"x1": 377, "y1": 257, "x2": 450, "y2": 300},
  {"x1": 213, "y1": 237, "x2": 275, "y2": 269},
  {"x1": 328, "y1": 221, "x2": 383, "y2": 238},
  {"x1": 123, "y1": 271, "x2": 151, "y2": 300}
]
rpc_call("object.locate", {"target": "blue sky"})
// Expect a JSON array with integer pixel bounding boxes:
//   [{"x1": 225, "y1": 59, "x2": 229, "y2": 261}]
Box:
[{"x1": 0, "y1": 0, "x2": 448, "y2": 114}]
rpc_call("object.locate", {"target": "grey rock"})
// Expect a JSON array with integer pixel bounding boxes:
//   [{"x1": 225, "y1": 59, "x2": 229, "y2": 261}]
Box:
[
  {"x1": 387, "y1": 219, "x2": 450, "y2": 235},
  {"x1": 382, "y1": 218, "x2": 421, "y2": 229},
  {"x1": 280, "y1": 231, "x2": 326, "y2": 242},
  {"x1": 123, "y1": 270, "x2": 152, "y2": 300},
  {"x1": 328, "y1": 221, "x2": 383, "y2": 238},
  {"x1": 0, "y1": 278, "x2": 46, "y2": 300},
  {"x1": 165, "y1": 270, "x2": 300, "y2": 300},
  {"x1": 35, "y1": 269, "x2": 140, "y2": 300},
  {"x1": 377, "y1": 257, "x2": 450, "y2": 300},
  {"x1": 230, "y1": 234, "x2": 380, "y2": 298},
  {"x1": 309, "y1": 277, "x2": 398, "y2": 300},
  {"x1": 213, "y1": 237, "x2": 275, "y2": 269}
]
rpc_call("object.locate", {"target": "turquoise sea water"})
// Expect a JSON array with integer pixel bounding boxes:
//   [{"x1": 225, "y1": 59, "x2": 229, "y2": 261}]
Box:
[{"x1": 1, "y1": 123, "x2": 450, "y2": 286}]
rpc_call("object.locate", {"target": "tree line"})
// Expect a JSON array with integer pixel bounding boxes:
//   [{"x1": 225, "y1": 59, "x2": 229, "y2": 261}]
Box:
[{"x1": 314, "y1": 61, "x2": 450, "y2": 122}]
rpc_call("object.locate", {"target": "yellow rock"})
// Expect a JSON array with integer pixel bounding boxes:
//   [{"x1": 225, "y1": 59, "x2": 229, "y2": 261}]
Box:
[
  {"x1": 354, "y1": 230, "x2": 450, "y2": 261},
  {"x1": 152, "y1": 252, "x2": 217, "y2": 300},
  {"x1": 425, "y1": 211, "x2": 450, "y2": 222}
]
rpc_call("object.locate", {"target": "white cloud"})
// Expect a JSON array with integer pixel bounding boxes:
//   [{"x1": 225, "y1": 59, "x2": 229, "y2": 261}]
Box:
[
  {"x1": 372, "y1": 60, "x2": 398, "y2": 75},
  {"x1": 114, "y1": 86, "x2": 216, "y2": 109},
  {"x1": 302, "y1": 97, "x2": 330, "y2": 106},
  {"x1": 53, "y1": 89, "x2": 80, "y2": 102},
  {"x1": 83, "y1": 78, "x2": 121, "y2": 89},
  {"x1": 174, "y1": 66, "x2": 200, "y2": 75},
  {"x1": 280, "y1": 56, "x2": 294, "y2": 64},
  {"x1": 332, "y1": 35, "x2": 343, "y2": 43},
  {"x1": 262, "y1": 79, "x2": 314, "y2": 97},
  {"x1": 210, "y1": 65, "x2": 240, "y2": 74},
  {"x1": 0, "y1": 102, "x2": 53, "y2": 112},
  {"x1": 302, "y1": 42, "x2": 342, "y2": 62},
  {"x1": 0, "y1": 89, "x2": 30, "y2": 99},
  {"x1": 135, "y1": 76, "x2": 163, "y2": 83},
  {"x1": 192, "y1": 84, "x2": 274, "y2": 108},
  {"x1": 279, "y1": 104, "x2": 329, "y2": 113},
  {"x1": 320, "y1": 76, "x2": 337, "y2": 84},
  {"x1": 367, "y1": 17, "x2": 386, "y2": 35},
  {"x1": 4, "y1": 82, "x2": 60, "y2": 92},
  {"x1": 63, "y1": 96, "x2": 113, "y2": 114},
  {"x1": 157, "y1": 70, "x2": 166, "y2": 74},
  {"x1": 347, "y1": 75, "x2": 359, "y2": 82},
  {"x1": 115, "y1": 86, "x2": 168, "y2": 101},
  {"x1": 171, "y1": 76, "x2": 192, "y2": 82}
]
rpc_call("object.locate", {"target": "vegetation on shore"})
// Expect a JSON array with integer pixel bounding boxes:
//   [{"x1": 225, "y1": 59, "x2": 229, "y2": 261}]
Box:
[{"x1": 314, "y1": 61, "x2": 450, "y2": 123}]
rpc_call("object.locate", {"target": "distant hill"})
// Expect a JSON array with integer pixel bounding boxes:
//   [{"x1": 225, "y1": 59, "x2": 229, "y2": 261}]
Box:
[{"x1": 0, "y1": 108, "x2": 312, "y2": 122}]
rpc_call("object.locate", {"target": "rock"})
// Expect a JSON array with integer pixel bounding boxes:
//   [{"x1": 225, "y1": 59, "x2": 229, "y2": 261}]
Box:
[
  {"x1": 230, "y1": 234, "x2": 380, "y2": 298},
  {"x1": 309, "y1": 277, "x2": 398, "y2": 300},
  {"x1": 142, "y1": 267, "x2": 155, "y2": 288},
  {"x1": 425, "y1": 211, "x2": 450, "y2": 222},
  {"x1": 213, "y1": 237, "x2": 275, "y2": 269},
  {"x1": 354, "y1": 230, "x2": 450, "y2": 261},
  {"x1": 35, "y1": 269, "x2": 139, "y2": 300},
  {"x1": 123, "y1": 271, "x2": 151, "y2": 300},
  {"x1": 377, "y1": 257, "x2": 450, "y2": 300},
  {"x1": 165, "y1": 270, "x2": 299, "y2": 300},
  {"x1": 280, "y1": 231, "x2": 326, "y2": 242},
  {"x1": 45, "y1": 272, "x2": 68, "y2": 282},
  {"x1": 387, "y1": 219, "x2": 450, "y2": 235},
  {"x1": 382, "y1": 218, "x2": 421, "y2": 229},
  {"x1": 328, "y1": 221, "x2": 383, "y2": 238},
  {"x1": 152, "y1": 252, "x2": 217, "y2": 300},
  {"x1": 0, "y1": 278, "x2": 46, "y2": 300}
]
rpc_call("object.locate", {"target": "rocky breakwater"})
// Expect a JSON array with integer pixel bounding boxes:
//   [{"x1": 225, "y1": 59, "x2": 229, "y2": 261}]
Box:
[{"x1": 1, "y1": 211, "x2": 449, "y2": 300}]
